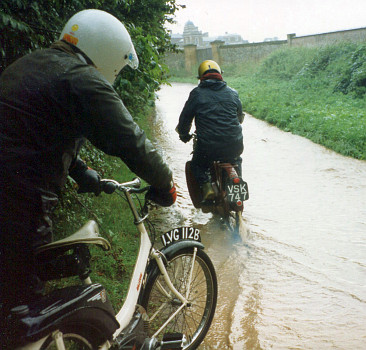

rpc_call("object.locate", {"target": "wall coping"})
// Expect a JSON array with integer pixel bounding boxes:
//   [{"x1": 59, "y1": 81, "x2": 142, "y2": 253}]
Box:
[
  {"x1": 218, "y1": 40, "x2": 287, "y2": 49},
  {"x1": 183, "y1": 27, "x2": 366, "y2": 52},
  {"x1": 292, "y1": 26, "x2": 366, "y2": 39}
]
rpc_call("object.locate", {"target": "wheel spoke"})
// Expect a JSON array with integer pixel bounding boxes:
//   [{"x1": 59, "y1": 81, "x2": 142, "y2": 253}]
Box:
[
  {"x1": 142, "y1": 249, "x2": 217, "y2": 349},
  {"x1": 43, "y1": 330, "x2": 94, "y2": 350}
]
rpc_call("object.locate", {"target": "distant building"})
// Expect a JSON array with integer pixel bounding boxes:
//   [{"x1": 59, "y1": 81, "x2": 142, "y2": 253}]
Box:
[
  {"x1": 183, "y1": 21, "x2": 204, "y2": 46},
  {"x1": 171, "y1": 21, "x2": 248, "y2": 48},
  {"x1": 264, "y1": 37, "x2": 279, "y2": 42},
  {"x1": 170, "y1": 31, "x2": 184, "y2": 47},
  {"x1": 217, "y1": 32, "x2": 248, "y2": 45}
]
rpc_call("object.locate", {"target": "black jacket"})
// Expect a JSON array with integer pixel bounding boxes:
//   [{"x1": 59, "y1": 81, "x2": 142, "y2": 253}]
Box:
[
  {"x1": 0, "y1": 41, "x2": 172, "y2": 196},
  {"x1": 176, "y1": 79, "x2": 244, "y2": 154}
]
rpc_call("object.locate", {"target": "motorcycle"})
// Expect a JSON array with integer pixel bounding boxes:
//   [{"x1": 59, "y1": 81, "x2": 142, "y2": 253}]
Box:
[{"x1": 185, "y1": 134, "x2": 249, "y2": 234}]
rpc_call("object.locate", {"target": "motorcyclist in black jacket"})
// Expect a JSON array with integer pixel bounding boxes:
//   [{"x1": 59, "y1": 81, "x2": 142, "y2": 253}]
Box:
[
  {"x1": 176, "y1": 60, "x2": 244, "y2": 201},
  {"x1": 0, "y1": 9, "x2": 176, "y2": 320}
]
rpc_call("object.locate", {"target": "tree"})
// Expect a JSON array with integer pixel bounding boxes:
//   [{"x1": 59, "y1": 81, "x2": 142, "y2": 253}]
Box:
[{"x1": 0, "y1": 0, "x2": 181, "y2": 107}]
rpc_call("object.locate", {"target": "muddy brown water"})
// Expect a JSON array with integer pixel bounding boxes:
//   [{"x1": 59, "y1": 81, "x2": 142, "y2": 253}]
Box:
[{"x1": 151, "y1": 83, "x2": 366, "y2": 349}]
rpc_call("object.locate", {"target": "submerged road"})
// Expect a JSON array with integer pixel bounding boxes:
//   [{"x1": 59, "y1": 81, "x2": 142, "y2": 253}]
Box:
[{"x1": 152, "y1": 83, "x2": 366, "y2": 349}]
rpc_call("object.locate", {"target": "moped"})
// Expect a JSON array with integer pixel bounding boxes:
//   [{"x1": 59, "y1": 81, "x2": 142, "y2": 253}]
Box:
[
  {"x1": 185, "y1": 135, "x2": 249, "y2": 234},
  {"x1": 6, "y1": 177, "x2": 217, "y2": 350}
]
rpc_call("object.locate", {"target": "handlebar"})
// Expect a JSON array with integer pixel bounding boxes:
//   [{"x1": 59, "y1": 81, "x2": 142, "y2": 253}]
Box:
[{"x1": 100, "y1": 177, "x2": 150, "y2": 195}]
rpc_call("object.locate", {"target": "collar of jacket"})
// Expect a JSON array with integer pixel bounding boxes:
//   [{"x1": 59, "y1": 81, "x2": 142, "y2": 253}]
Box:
[
  {"x1": 199, "y1": 79, "x2": 227, "y2": 89},
  {"x1": 50, "y1": 40, "x2": 95, "y2": 66}
]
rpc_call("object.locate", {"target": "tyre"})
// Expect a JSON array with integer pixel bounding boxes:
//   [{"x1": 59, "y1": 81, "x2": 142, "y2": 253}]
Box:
[
  {"x1": 141, "y1": 248, "x2": 217, "y2": 350},
  {"x1": 40, "y1": 325, "x2": 102, "y2": 350},
  {"x1": 224, "y1": 211, "x2": 241, "y2": 234}
]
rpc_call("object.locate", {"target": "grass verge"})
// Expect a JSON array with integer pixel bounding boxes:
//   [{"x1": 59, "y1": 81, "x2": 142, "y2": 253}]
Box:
[{"x1": 169, "y1": 42, "x2": 366, "y2": 160}]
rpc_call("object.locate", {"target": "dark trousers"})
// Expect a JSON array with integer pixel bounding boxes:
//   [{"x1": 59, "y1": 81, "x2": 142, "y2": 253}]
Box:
[
  {"x1": 0, "y1": 182, "x2": 57, "y2": 316},
  {"x1": 191, "y1": 143, "x2": 243, "y2": 186}
]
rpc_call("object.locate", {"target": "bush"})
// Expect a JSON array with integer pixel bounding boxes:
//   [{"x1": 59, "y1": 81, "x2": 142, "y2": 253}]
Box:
[{"x1": 334, "y1": 45, "x2": 366, "y2": 97}]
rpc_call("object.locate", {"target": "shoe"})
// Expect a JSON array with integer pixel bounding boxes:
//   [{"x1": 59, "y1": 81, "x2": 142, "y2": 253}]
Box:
[
  {"x1": 201, "y1": 204, "x2": 211, "y2": 213},
  {"x1": 201, "y1": 182, "x2": 215, "y2": 201}
]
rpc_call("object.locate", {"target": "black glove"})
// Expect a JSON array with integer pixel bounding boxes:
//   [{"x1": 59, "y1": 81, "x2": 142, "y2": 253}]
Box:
[
  {"x1": 146, "y1": 183, "x2": 177, "y2": 207},
  {"x1": 179, "y1": 134, "x2": 192, "y2": 143},
  {"x1": 76, "y1": 168, "x2": 101, "y2": 195},
  {"x1": 69, "y1": 157, "x2": 101, "y2": 196}
]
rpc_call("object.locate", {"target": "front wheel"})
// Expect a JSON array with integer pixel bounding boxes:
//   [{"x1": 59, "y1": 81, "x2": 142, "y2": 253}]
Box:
[{"x1": 141, "y1": 248, "x2": 217, "y2": 350}]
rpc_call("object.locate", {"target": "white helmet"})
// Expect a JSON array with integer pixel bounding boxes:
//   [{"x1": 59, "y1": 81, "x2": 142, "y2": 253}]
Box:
[{"x1": 60, "y1": 9, "x2": 139, "y2": 84}]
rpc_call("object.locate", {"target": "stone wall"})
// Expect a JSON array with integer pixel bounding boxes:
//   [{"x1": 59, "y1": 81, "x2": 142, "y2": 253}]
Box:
[
  {"x1": 165, "y1": 27, "x2": 366, "y2": 72},
  {"x1": 196, "y1": 47, "x2": 212, "y2": 65},
  {"x1": 289, "y1": 27, "x2": 366, "y2": 47},
  {"x1": 219, "y1": 40, "x2": 287, "y2": 65},
  {"x1": 163, "y1": 49, "x2": 185, "y2": 71}
]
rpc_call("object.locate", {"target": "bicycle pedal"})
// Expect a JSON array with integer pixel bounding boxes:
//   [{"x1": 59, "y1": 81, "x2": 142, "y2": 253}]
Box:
[{"x1": 160, "y1": 333, "x2": 185, "y2": 349}]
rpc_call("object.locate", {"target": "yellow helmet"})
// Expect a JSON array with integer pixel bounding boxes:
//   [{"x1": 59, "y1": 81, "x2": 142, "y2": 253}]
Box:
[{"x1": 198, "y1": 60, "x2": 221, "y2": 78}]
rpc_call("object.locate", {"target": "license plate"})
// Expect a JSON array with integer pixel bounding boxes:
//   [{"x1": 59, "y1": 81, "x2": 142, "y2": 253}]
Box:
[
  {"x1": 161, "y1": 227, "x2": 201, "y2": 247},
  {"x1": 225, "y1": 180, "x2": 249, "y2": 203}
]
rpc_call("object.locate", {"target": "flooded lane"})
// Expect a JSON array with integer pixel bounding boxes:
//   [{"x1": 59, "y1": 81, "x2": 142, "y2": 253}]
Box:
[{"x1": 152, "y1": 83, "x2": 366, "y2": 349}]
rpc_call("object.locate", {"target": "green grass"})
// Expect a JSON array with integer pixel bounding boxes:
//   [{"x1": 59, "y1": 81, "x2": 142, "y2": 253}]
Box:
[
  {"x1": 169, "y1": 43, "x2": 366, "y2": 160},
  {"x1": 225, "y1": 43, "x2": 366, "y2": 160}
]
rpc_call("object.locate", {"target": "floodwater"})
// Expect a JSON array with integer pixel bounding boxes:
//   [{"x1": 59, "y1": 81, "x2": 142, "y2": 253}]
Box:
[{"x1": 152, "y1": 83, "x2": 366, "y2": 349}]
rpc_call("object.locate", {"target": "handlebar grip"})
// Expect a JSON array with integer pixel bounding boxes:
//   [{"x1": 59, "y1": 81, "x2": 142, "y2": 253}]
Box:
[{"x1": 100, "y1": 180, "x2": 117, "y2": 194}]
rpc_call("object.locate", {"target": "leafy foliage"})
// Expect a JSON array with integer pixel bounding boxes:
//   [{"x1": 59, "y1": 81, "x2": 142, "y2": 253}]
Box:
[
  {"x1": 256, "y1": 46, "x2": 317, "y2": 81},
  {"x1": 0, "y1": 0, "x2": 181, "y2": 108},
  {"x1": 334, "y1": 45, "x2": 366, "y2": 97}
]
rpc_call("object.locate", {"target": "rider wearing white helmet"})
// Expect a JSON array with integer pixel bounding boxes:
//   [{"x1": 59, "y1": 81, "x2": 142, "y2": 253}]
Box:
[
  {"x1": 0, "y1": 9, "x2": 175, "y2": 324},
  {"x1": 60, "y1": 9, "x2": 139, "y2": 84}
]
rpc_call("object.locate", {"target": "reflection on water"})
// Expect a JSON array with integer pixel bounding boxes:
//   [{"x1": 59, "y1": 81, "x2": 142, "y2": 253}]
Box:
[{"x1": 153, "y1": 83, "x2": 366, "y2": 349}]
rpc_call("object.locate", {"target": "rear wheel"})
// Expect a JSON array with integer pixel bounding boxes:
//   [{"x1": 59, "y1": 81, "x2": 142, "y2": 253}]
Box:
[
  {"x1": 141, "y1": 248, "x2": 217, "y2": 350},
  {"x1": 41, "y1": 325, "x2": 101, "y2": 350},
  {"x1": 224, "y1": 210, "x2": 242, "y2": 235}
]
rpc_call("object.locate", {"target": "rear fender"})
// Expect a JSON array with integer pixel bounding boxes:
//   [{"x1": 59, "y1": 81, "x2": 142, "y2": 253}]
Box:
[
  {"x1": 217, "y1": 162, "x2": 248, "y2": 211},
  {"x1": 11, "y1": 284, "x2": 119, "y2": 346}
]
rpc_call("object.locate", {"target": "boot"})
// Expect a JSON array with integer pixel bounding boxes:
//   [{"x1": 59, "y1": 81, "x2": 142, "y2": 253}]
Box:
[{"x1": 201, "y1": 182, "x2": 215, "y2": 201}]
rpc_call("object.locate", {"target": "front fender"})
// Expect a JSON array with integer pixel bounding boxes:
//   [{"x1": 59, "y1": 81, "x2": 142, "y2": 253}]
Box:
[
  {"x1": 160, "y1": 240, "x2": 204, "y2": 260},
  {"x1": 138, "y1": 240, "x2": 204, "y2": 305}
]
